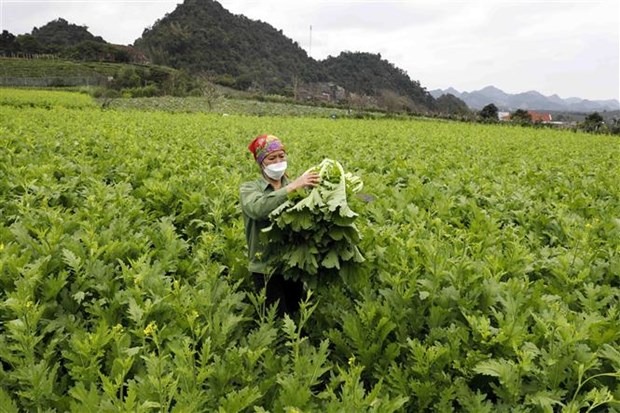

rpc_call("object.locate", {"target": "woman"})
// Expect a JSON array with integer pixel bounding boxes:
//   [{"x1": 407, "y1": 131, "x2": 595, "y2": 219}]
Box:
[{"x1": 240, "y1": 134, "x2": 320, "y2": 316}]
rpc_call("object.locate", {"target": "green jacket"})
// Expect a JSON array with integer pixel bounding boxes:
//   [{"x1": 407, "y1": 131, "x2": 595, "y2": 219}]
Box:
[{"x1": 239, "y1": 177, "x2": 289, "y2": 274}]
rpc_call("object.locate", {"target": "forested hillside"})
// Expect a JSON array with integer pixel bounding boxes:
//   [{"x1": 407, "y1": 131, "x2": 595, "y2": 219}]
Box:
[
  {"x1": 134, "y1": 0, "x2": 325, "y2": 93},
  {"x1": 1, "y1": 18, "x2": 134, "y2": 62},
  {"x1": 320, "y1": 52, "x2": 436, "y2": 112},
  {"x1": 29, "y1": 18, "x2": 106, "y2": 50},
  {"x1": 132, "y1": 0, "x2": 451, "y2": 111}
]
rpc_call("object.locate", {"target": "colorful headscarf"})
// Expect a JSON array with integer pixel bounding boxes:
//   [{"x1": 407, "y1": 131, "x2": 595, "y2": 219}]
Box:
[{"x1": 248, "y1": 134, "x2": 285, "y2": 164}]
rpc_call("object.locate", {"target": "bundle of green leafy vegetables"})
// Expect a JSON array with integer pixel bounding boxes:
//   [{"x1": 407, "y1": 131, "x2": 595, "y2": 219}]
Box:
[{"x1": 263, "y1": 158, "x2": 365, "y2": 281}]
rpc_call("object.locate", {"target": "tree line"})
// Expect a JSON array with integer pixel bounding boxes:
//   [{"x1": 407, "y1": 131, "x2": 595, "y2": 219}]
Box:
[{"x1": 477, "y1": 103, "x2": 619, "y2": 135}]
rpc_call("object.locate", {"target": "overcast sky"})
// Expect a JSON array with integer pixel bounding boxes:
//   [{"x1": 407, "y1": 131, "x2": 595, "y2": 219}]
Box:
[{"x1": 2, "y1": 0, "x2": 618, "y2": 101}]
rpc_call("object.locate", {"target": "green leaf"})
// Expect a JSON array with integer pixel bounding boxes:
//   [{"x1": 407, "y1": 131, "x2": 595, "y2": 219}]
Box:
[
  {"x1": 0, "y1": 388, "x2": 20, "y2": 413},
  {"x1": 62, "y1": 248, "x2": 82, "y2": 272},
  {"x1": 322, "y1": 249, "x2": 341, "y2": 269},
  {"x1": 526, "y1": 391, "x2": 563, "y2": 412},
  {"x1": 599, "y1": 344, "x2": 620, "y2": 370},
  {"x1": 474, "y1": 359, "x2": 509, "y2": 378}
]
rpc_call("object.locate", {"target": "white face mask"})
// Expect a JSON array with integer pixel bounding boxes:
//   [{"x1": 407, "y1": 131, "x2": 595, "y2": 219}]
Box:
[{"x1": 264, "y1": 161, "x2": 287, "y2": 180}]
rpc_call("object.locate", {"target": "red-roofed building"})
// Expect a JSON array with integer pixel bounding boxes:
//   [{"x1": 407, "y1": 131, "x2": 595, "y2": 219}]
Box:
[{"x1": 528, "y1": 111, "x2": 553, "y2": 123}]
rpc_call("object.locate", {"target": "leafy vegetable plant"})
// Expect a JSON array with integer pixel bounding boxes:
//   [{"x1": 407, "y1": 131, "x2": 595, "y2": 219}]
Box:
[
  {"x1": 1, "y1": 89, "x2": 619, "y2": 412},
  {"x1": 264, "y1": 159, "x2": 365, "y2": 282}
]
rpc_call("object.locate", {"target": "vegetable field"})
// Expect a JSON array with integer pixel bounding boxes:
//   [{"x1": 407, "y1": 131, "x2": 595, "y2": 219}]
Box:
[{"x1": 1, "y1": 89, "x2": 619, "y2": 412}]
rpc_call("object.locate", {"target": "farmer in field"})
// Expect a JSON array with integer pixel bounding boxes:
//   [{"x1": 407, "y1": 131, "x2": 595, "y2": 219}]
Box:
[{"x1": 240, "y1": 134, "x2": 320, "y2": 316}]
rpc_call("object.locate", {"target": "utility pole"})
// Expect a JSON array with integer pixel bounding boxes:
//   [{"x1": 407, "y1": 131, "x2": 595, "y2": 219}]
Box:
[{"x1": 309, "y1": 25, "x2": 312, "y2": 58}]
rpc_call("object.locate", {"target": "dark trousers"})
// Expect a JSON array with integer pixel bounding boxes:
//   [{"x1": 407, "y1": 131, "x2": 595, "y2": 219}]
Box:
[{"x1": 252, "y1": 272, "x2": 304, "y2": 317}]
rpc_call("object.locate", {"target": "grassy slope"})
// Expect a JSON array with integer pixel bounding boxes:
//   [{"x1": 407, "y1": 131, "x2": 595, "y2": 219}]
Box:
[
  {"x1": 0, "y1": 57, "x2": 175, "y2": 78},
  {"x1": 0, "y1": 86, "x2": 379, "y2": 118},
  {"x1": 0, "y1": 58, "x2": 364, "y2": 116}
]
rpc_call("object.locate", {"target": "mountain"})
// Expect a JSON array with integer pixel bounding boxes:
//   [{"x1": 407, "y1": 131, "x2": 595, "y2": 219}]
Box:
[
  {"x1": 132, "y1": 0, "x2": 447, "y2": 112},
  {"x1": 134, "y1": 0, "x2": 325, "y2": 92},
  {"x1": 320, "y1": 52, "x2": 435, "y2": 111},
  {"x1": 430, "y1": 86, "x2": 620, "y2": 112},
  {"x1": 3, "y1": 17, "x2": 137, "y2": 62},
  {"x1": 4, "y1": 0, "x2": 468, "y2": 114},
  {"x1": 442, "y1": 87, "x2": 461, "y2": 97},
  {"x1": 31, "y1": 18, "x2": 106, "y2": 50}
]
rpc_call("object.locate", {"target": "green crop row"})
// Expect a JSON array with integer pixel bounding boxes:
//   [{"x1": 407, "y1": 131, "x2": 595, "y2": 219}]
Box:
[
  {"x1": 0, "y1": 87, "x2": 97, "y2": 109},
  {"x1": 104, "y1": 95, "x2": 362, "y2": 118},
  {"x1": 0, "y1": 57, "x2": 108, "y2": 77},
  {"x1": 0, "y1": 87, "x2": 371, "y2": 117},
  {"x1": 1, "y1": 90, "x2": 619, "y2": 412},
  {"x1": 0, "y1": 57, "x2": 172, "y2": 79}
]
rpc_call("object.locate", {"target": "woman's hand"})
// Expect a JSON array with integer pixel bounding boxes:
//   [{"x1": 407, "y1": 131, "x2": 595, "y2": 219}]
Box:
[{"x1": 286, "y1": 171, "x2": 320, "y2": 192}]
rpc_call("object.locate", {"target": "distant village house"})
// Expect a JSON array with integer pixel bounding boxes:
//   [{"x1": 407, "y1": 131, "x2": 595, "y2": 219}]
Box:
[
  {"x1": 528, "y1": 111, "x2": 553, "y2": 123},
  {"x1": 499, "y1": 110, "x2": 554, "y2": 123}
]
